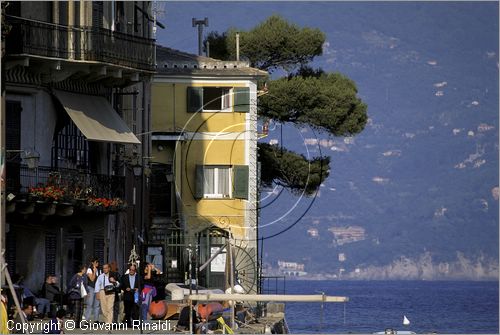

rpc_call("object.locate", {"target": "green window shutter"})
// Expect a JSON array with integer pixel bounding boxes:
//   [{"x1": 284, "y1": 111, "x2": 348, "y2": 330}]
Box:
[
  {"x1": 233, "y1": 87, "x2": 250, "y2": 113},
  {"x1": 187, "y1": 87, "x2": 203, "y2": 113},
  {"x1": 195, "y1": 165, "x2": 204, "y2": 199},
  {"x1": 233, "y1": 165, "x2": 249, "y2": 199}
]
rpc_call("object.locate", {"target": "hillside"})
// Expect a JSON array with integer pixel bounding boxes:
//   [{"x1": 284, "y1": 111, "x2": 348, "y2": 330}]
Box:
[
  {"x1": 256, "y1": 2, "x2": 499, "y2": 280},
  {"x1": 157, "y1": 1, "x2": 499, "y2": 280}
]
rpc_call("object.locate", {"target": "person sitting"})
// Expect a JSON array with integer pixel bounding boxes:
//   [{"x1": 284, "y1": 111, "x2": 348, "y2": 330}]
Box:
[
  {"x1": 40, "y1": 275, "x2": 62, "y2": 304},
  {"x1": 12, "y1": 302, "x2": 33, "y2": 334},
  {"x1": 14, "y1": 276, "x2": 50, "y2": 320},
  {"x1": 177, "y1": 300, "x2": 207, "y2": 334}
]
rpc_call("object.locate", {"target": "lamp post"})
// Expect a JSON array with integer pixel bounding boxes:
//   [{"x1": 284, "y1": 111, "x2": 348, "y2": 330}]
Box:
[
  {"x1": 133, "y1": 164, "x2": 142, "y2": 178},
  {"x1": 132, "y1": 162, "x2": 142, "y2": 265},
  {"x1": 131, "y1": 163, "x2": 143, "y2": 332},
  {"x1": 23, "y1": 149, "x2": 40, "y2": 169}
]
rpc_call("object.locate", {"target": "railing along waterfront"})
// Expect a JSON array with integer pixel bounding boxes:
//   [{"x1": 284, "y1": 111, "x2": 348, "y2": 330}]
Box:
[
  {"x1": 5, "y1": 15, "x2": 155, "y2": 71},
  {"x1": 6, "y1": 163, "x2": 125, "y2": 200},
  {"x1": 260, "y1": 275, "x2": 286, "y2": 295}
]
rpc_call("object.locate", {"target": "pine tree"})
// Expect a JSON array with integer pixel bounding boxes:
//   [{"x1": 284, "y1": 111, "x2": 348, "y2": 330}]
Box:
[{"x1": 205, "y1": 15, "x2": 368, "y2": 195}]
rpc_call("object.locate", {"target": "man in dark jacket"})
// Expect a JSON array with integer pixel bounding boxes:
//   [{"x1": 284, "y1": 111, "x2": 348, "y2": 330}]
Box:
[
  {"x1": 120, "y1": 264, "x2": 140, "y2": 327},
  {"x1": 41, "y1": 275, "x2": 62, "y2": 304}
]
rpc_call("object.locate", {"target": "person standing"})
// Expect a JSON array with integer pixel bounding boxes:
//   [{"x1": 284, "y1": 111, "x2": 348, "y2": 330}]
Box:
[
  {"x1": 95, "y1": 263, "x2": 120, "y2": 325},
  {"x1": 120, "y1": 264, "x2": 140, "y2": 327},
  {"x1": 140, "y1": 263, "x2": 160, "y2": 322},
  {"x1": 68, "y1": 265, "x2": 87, "y2": 326},
  {"x1": 85, "y1": 257, "x2": 101, "y2": 323},
  {"x1": 109, "y1": 261, "x2": 122, "y2": 323}
]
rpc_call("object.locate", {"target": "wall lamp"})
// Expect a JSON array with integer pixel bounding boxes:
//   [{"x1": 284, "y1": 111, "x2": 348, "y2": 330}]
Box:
[{"x1": 21, "y1": 149, "x2": 40, "y2": 169}]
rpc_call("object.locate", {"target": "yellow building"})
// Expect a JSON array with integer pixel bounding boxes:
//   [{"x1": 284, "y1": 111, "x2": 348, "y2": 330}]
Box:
[{"x1": 149, "y1": 46, "x2": 267, "y2": 291}]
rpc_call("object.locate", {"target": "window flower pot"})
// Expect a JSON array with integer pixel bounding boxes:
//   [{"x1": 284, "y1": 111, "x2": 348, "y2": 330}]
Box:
[
  {"x1": 56, "y1": 203, "x2": 74, "y2": 216},
  {"x1": 16, "y1": 200, "x2": 35, "y2": 215},
  {"x1": 37, "y1": 202, "x2": 56, "y2": 216}
]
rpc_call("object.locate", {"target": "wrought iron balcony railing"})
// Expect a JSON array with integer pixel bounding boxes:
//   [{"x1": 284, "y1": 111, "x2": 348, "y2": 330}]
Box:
[
  {"x1": 6, "y1": 163, "x2": 125, "y2": 201},
  {"x1": 5, "y1": 15, "x2": 155, "y2": 72}
]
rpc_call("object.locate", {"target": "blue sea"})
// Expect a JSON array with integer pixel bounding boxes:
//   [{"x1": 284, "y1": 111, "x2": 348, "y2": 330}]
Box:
[{"x1": 282, "y1": 280, "x2": 499, "y2": 334}]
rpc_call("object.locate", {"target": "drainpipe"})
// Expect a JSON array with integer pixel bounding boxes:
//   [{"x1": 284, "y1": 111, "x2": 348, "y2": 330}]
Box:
[
  {"x1": 68, "y1": 0, "x2": 74, "y2": 60},
  {"x1": 111, "y1": 0, "x2": 115, "y2": 32}
]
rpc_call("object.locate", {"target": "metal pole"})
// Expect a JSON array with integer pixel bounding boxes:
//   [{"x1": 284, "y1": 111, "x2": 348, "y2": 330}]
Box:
[
  {"x1": 1, "y1": 3, "x2": 7, "y2": 289},
  {"x1": 227, "y1": 238, "x2": 234, "y2": 329},
  {"x1": 195, "y1": 245, "x2": 199, "y2": 295},
  {"x1": 197, "y1": 24, "x2": 203, "y2": 56},
  {"x1": 188, "y1": 245, "x2": 193, "y2": 334},
  {"x1": 236, "y1": 33, "x2": 240, "y2": 61},
  {"x1": 315, "y1": 290, "x2": 324, "y2": 331},
  {"x1": 59, "y1": 227, "x2": 64, "y2": 305},
  {"x1": 2, "y1": 252, "x2": 27, "y2": 334},
  {"x1": 189, "y1": 293, "x2": 349, "y2": 303}
]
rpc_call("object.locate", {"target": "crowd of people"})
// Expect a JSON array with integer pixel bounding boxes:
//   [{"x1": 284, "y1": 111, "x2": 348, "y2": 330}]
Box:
[
  {"x1": 2, "y1": 258, "x2": 252, "y2": 334},
  {"x1": 5, "y1": 257, "x2": 164, "y2": 332}
]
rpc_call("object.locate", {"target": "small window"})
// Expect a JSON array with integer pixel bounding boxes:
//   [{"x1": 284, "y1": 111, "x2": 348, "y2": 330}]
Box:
[
  {"x1": 203, "y1": 87, "x2": 232, "y2": 112},
  {"x1": 203, "y1": 166, "x2": 231, "y2": 198},
  {"x1": 187, "y1": 87, "x2": 233, "y2": 113}
]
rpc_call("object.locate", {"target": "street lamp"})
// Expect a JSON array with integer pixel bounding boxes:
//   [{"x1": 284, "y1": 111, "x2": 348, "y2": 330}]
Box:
[
  {"x1": 133, "y1": 164, "x2": 142, "y2": 177},
  {"x1": 22, "y1": 149, "x2": 40, "y2": 169}
]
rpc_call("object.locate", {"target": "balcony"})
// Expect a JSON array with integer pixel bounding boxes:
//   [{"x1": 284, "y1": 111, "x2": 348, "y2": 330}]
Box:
[
  {"x1": 6, "y1": 163, "x2": 126, "y2": 216},
  {"x1": 5, "y1": 15, "x2": 155, "y2": 72}
]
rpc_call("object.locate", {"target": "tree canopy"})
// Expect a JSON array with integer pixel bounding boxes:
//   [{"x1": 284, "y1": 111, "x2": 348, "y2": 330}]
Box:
[
  {"x1": 259, "y1": 143, "x2": 330, "y2": 196},
  {"x1": 206, "y1": 15, "x2": 325, "y2": 72},
  {"x1": 259, "y1": 71, "x2": 367, "y2": 136},
  {"x1": 205, "y1": 15, "x2": 368, "y2": 196}
]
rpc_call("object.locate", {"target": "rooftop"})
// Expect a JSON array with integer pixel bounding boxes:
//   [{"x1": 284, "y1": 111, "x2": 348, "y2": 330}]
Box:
[{"x1": 155, "y1": 45, "x2": 268, "y2": 77}]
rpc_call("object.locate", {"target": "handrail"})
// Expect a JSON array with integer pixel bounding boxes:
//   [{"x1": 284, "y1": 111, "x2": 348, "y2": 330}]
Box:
[
  {"x1": 5, "y1": 163, "x2": 125, "y2": 200},
  {"x1": 188, "y1": 293, "x2": 349, "y2": 303},
  {"x1": 4, "y1": 15, "x2": 155, "y2": 71}
]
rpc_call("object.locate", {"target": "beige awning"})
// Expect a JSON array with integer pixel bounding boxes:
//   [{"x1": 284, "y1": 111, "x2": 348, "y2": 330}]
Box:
[{"x1": 53, "y1": 89, "x2": 140, "y2": 144}]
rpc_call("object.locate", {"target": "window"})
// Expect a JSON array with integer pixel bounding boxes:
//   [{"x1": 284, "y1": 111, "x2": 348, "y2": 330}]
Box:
[
  {"x1": 187, "y1": 87, "x2": 249, "y2": 113},
  {"x1": 52, "y1": 121, "x2": 89, "y2": 170},
  {"x1": 195, "y1": 165, "x2": 249, "y2": 200},
  {"x1": 203, "y1": 87, "x2": 232, "y2": 111},
  {"x1": 203, "y1": 166, "x2": 231, "y2": 198}
]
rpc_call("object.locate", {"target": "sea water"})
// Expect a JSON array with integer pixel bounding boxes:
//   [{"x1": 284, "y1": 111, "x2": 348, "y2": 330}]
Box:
[{"x1": 283, "y1": 280, "x2": 498, "y2": 334}]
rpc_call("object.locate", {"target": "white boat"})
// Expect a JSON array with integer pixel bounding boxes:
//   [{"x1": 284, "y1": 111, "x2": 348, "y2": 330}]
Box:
[{"x1": 374, "y1": 317, "x2": 414, "y2": 334}]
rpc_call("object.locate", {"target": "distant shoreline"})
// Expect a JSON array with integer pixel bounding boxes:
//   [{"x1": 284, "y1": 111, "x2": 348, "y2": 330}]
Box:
[{"x1": 277, "y1": 275, "x2": 499, "y2": 281}]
